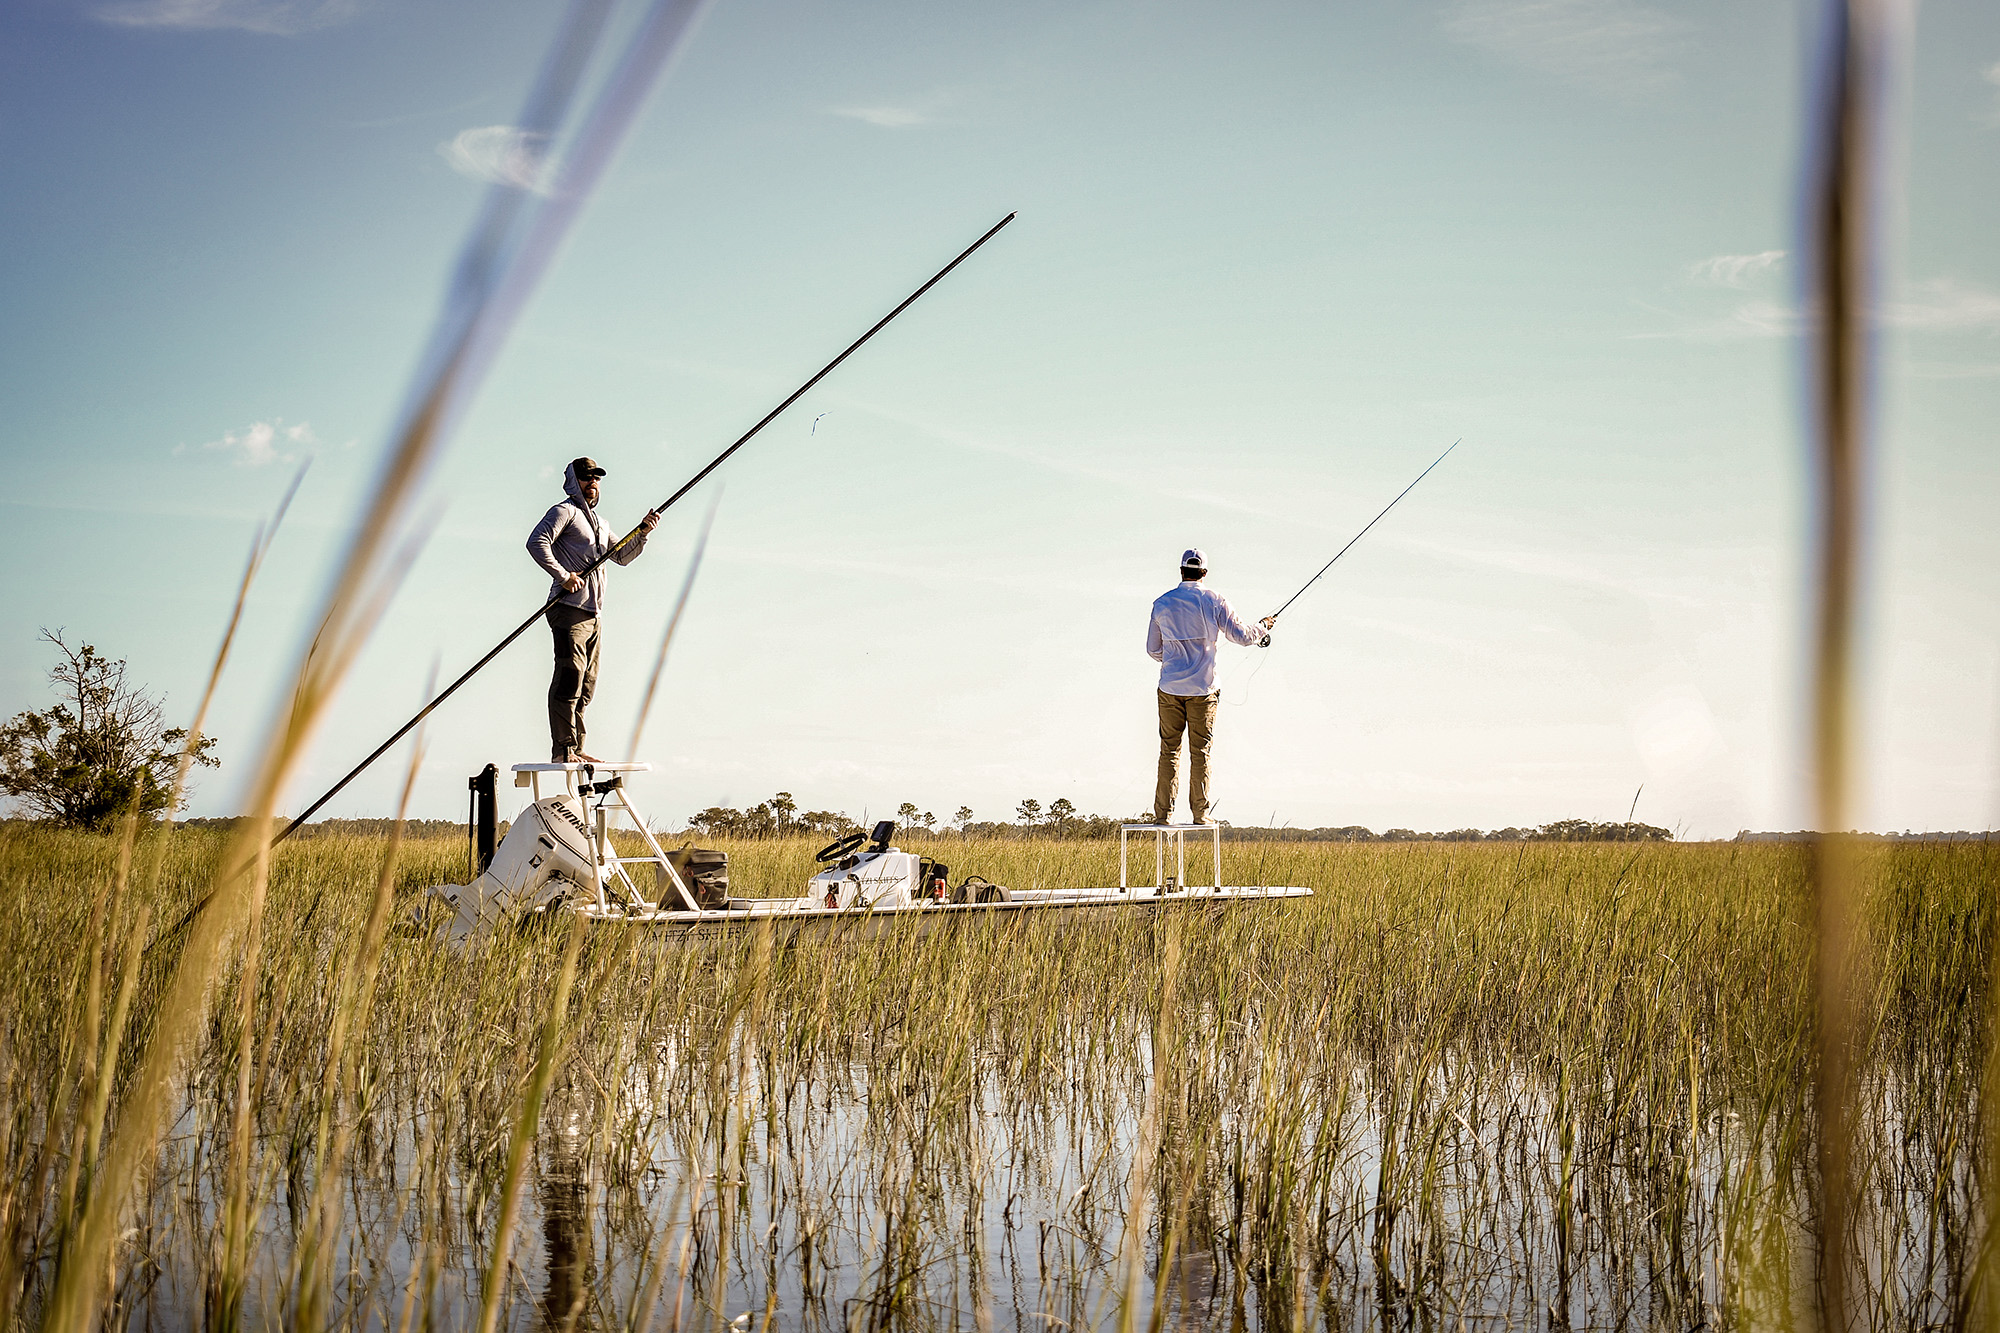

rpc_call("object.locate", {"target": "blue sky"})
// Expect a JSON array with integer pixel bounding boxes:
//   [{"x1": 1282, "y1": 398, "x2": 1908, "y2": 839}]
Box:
[{"x1": 2, "y1": 0, "x2": 1996, "y2": 838}]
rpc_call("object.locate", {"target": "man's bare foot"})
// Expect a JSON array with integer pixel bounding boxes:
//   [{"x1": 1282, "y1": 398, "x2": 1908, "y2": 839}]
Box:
[{"x1": 577, "y1": 749, "x2": 602, "y2": 763}]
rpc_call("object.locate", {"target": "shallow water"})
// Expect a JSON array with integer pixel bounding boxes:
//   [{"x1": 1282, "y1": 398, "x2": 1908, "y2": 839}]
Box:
[{"x1": 99, "y1": 1035, "x2": 1976, "y2": 1331}]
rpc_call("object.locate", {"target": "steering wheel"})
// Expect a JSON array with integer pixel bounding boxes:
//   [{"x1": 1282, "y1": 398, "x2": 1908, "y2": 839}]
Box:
[{"x1": 815, "y1": 831, "x2": 868, "y2": 864}]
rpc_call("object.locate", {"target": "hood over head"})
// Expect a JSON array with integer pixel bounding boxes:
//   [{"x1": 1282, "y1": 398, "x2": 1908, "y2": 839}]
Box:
[{"x1": 563, "y1": 462, "x2": 591, "y2": 508}]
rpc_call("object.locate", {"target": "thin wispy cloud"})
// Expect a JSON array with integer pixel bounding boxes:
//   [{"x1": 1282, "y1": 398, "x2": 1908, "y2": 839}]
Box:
[
  {"x1": 1687, "y1": 250, "x2": 1786, "y2": 288},
  {"x1": 1983, "y1": 60, "x2": 2000, "y2": 124},
  {"x1": 1632, "y1": 299, "x2": 1809, "y2": 342},
  {"x1": 829, "y1": 105, "x2": 928, "y2": 129},
  {"x1": 437, "y1": 125, "x2": 553, "y2": 194},
  {"x1": 1640, "y1": 276, "x2": 2000, "y2": 341},
  {"x1": 178, "y1": 418, "x2": 316, "y2": 466},
  {"x1": 1884, "y1": 278, "x2": 2000, "y2": 333},
  {"x1": 94, "y1": 0, "x2": 354, "y2": 34},
  {"x1": 1443, "y1": 0, "x2": 1688, "y2": 97}
]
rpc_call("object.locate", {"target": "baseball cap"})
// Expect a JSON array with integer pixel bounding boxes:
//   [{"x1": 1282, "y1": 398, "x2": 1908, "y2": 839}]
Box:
[
  {"x1": 1181, "y1": 547, "x2": 1207, "y2": 570},
  {"x1": 570, "y1": 456, "x2": 607, "y2": 479}
]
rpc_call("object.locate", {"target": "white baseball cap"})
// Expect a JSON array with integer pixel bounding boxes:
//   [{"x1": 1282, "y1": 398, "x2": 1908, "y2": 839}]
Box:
[{"x1": 1181, "y1": 548, "x2": 1207, "y2": 570}]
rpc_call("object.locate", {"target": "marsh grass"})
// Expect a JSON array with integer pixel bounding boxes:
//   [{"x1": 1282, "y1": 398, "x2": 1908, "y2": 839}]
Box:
[{"x1": 0, "y1": 831, "x2": 1991, "y2": 1329}]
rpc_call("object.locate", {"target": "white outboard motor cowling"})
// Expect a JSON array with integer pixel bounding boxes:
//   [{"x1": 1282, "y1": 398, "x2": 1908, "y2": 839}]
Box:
[{"x1": 425, "y1": 794, "x2": 598, "y2": 941}]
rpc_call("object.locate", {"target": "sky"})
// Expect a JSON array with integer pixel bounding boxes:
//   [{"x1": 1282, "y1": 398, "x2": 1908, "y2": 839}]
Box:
[{"x1": 1, "y1": 0, "x2": 1996, "y2": 840}]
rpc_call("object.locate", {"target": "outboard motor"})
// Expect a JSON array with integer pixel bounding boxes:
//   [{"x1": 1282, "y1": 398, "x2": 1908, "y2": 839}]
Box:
[{"x1": 425, "y1": 792, "x2": 599, "y2": 940}]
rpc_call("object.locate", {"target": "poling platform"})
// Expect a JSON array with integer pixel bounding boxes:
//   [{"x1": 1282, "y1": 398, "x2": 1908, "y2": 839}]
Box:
[{"x1": 420, "y1": 764, "x2": 1312, "y2": 943}]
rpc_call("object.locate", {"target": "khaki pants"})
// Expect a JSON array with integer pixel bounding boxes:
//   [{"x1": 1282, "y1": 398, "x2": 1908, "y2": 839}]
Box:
[
  {"x1": 547, "y1": 605, "x2": 600, "y2": 762},
  {"x1": 1153, "y1": 689, "x2": 1218, "y2": 824}
]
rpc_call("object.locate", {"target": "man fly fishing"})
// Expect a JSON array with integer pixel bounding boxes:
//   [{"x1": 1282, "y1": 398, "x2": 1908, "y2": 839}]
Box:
[
  {"x1": 1138, "y1": 443, "x2": 1459, "y2": 826},
  {"x1": 527, "y1": 457, "x2": 660, "y2": 763},
  {"x1": 1146, "y1": 547, "x2": 1274, "y2": 825}
]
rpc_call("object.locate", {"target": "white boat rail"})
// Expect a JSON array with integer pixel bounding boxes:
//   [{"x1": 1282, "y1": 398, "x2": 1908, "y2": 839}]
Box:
[{"x1": 1118, "y1": 823, "x2": 1223, "y2": 893}]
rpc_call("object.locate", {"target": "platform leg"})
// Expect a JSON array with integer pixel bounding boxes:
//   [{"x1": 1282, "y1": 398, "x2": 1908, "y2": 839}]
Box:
[{"x1": 592, "y1": 807, "x2": 608, "y2": 910}]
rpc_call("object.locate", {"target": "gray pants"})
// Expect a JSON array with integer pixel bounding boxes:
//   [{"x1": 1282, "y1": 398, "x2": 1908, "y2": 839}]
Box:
[
  {"x1": 1152, "y1": 688, "x2": 1219, "y2": 824},
  {"x1": 547, "y1": 605, "x2": 599, "y2": 762}
]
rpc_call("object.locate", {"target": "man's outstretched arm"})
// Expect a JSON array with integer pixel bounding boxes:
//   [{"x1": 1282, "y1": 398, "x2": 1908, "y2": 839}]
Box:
[
  {"x1": 1216, "y1": 598, "x2": 1275, "y2": 647},
  {"x1": 608, "y1": 509, "x2": 662, "y2": 566}
]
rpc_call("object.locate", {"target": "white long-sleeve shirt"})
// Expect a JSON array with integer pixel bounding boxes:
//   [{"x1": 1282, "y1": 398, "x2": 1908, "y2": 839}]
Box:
[{"x1": 1146, "y1": 581, "x2": 1267, "y2": 697}]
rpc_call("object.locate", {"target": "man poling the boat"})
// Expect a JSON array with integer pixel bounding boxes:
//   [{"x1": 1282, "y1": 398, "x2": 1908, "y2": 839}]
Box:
[
  {"x1": 1146, "y1": 548, "x2": 1274, "y2": 826},
  {"x1": 527, "y1": 457, "x2": 661, "y2": 763},
  {"x1": 265, "y1": 212, "x2": 1018, "y2": 846}
]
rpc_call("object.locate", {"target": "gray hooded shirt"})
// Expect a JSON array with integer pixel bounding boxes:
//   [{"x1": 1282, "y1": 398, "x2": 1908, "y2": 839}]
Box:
[{"x1": 526, "y1": 462, "x2": 651, "y2": 614}]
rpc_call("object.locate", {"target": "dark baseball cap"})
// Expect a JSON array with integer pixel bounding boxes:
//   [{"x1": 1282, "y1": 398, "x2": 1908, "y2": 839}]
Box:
[{"x1": 570, "y1": 456, "x2": 607, "y2": 479}]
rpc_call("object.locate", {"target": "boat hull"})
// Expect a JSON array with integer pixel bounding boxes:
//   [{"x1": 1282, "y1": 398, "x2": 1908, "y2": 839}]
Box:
[{"x1": 573, "y1": 884, "x2": 1313, "y2": 941}]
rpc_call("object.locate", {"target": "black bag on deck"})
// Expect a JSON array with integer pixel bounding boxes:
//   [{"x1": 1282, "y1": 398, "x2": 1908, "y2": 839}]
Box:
[{"x1": 662, "y1": 847, "x2": 729, "y2": 909}]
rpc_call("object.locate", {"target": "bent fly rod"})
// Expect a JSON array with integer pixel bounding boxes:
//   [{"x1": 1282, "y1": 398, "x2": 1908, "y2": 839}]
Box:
[
  {"x1": 274, "y1": 210, "x2": 1017, "y2": 844},
  {"x1": 1262, "y1": 438, "x2": 1460, "y2": 637}
]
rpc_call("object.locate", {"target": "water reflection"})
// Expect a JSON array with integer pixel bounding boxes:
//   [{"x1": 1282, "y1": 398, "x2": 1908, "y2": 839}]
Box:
[
  {"x1": 59, "y1": 917, "x2": 1989, "y2": 1331},
  {"x1": 470, "y1": 1048, "x2": 1972, "y2": 1331},
  {"x1": 538, "y1": 1134, "x2": 591, "y2": 1330}
]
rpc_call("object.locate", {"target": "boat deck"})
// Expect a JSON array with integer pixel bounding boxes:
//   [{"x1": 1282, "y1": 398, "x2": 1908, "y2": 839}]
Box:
[{"x1": 575, "y1": 883, "x2": 1313, "y2": 934}]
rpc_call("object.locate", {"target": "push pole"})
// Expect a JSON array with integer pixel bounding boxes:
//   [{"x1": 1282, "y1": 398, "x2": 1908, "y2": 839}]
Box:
[
  {"x1": 1263, "y1": 438, "x2": 1460, "y2": 629},
  {"x1": 273, "y1": 211, "x2": 1017, "y2": 844}
]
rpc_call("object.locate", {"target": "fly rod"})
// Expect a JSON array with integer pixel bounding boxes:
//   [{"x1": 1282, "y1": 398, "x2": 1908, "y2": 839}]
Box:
[
  {"x1": 274, "y1": 210, "x2": 1017, "y2": 844},
  {"x1": 1263, "y1": 438, "x2": 1460, "y2": 633}
]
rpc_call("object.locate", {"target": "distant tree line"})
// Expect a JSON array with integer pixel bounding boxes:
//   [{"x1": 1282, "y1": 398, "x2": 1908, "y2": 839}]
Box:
[
  {"x1": 684, "y1": 793, "x2": 1112, "y2": 841},
  {"x1": 1218, "y1": 818, "x2": 1673, "y2": 843},
  {"x1": 678, "y1": 794, "x2": 1675, "y2": 844},
  {"x1": 686, "y1": 792, "x2": 863, "y2": 840},
  {"x1": 178, "y1": 816, "x2": 472, "y2": 840}
]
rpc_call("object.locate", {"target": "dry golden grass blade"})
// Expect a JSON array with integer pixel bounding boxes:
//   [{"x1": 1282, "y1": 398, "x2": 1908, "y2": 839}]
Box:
[
  {"x1": 295, "y1": 716, "x2": 429, "y2": 1327},
  {"x1": 137, "y1": 465, "x2": 306, "y2": 954},
  {"x1": 173, "y1": 461, "x2": 309, "y2": 815},
  {"x1": 214, "y1": 824, "x2": 271, "y2": 1330},
  {"x1": 628, "y1": 492, "x2": 721, "y2": 761},
  {"x1": 1805, "y1": 2, "x2": 1882, "y2": 1326}
]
